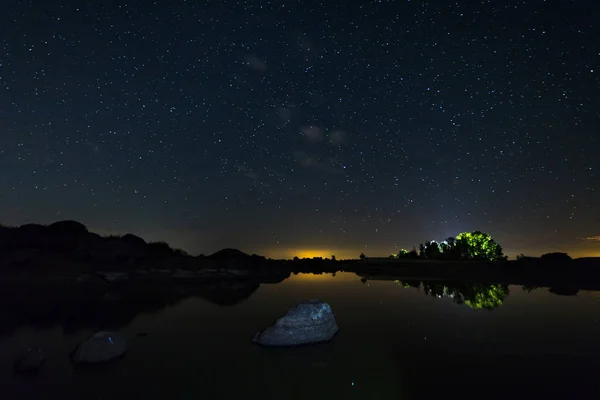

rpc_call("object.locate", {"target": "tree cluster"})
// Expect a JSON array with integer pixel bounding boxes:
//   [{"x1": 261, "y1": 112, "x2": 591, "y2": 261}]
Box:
[{"x1": 414, "y1": 231, "x2": 506, "y2": 262}]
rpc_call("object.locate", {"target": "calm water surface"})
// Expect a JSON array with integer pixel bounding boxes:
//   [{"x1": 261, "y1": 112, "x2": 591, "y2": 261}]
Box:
[{"x1": 2, "y1": 272, "x2": 600, "y2": 399}]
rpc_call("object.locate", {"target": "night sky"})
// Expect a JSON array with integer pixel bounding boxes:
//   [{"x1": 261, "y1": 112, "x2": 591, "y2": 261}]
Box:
[{"x1": 1, "y1": 1, "x2": 598, "y2": 259}]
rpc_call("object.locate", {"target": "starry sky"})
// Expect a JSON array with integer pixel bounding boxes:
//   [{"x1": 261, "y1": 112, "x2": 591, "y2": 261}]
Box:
[{"x1": 1, "y1": 0, "x2": 599, "y2": 259}]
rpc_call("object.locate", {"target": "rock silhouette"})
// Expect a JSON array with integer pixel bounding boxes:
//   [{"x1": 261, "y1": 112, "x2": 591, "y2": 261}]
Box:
[
  {"x1": 13, "y1": 347, "x2": 44, "y2": 374},
  {"x1": 71, "y1": 331, "x2": 128, "y2": 363}
]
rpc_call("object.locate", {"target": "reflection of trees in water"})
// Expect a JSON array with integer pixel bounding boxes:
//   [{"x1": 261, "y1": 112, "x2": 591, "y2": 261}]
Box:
[
  {"x1": 548, "y1": 287, "x2": 579, "y2": 296},
  {"x1": 0, "y1": 280, "x2": 264, "y2": 335},
  {"x1": 522, "y1": 285, "x2": 579, "y2": 296},
  {"x1": 398, "y1": 280, "x2": 509, "y2": 310}
]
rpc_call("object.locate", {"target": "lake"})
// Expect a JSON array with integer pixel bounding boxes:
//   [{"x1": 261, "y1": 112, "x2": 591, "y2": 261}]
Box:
[{"x1": 2, "y1": 271, "x2": 600, "y2": 399}]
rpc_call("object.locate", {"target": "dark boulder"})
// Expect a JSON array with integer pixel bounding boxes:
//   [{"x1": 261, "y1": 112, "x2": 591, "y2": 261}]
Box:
[
  {"x1": 75, "y1": 274, "x2": 109, "y2": 292},
  {"x1": 13, "y1": 347, "x2": 44, "y2": 374},
  {"x1": 145, "y1": 241, "x2": 174, "y2": 259},
  {"x1": 97, "y1": 271, "x2": 130, "y2": 283},
  {"x1": 121, "y1": 233, "x2": 147, "y2": 248},
  {"x1": 81, "y1": 237, "x2": 145, "y2": 267},
  {"x1": 44, "y1": 221, "x2": 90, "y2": 253},
  {"x1": 48, "y1": 220, "x2": 88, "y2": 235},
  {"x1": 252, "y1": 300, "x2": 339, "y2": 346},
  {"x1": 0, "y1": 225, "x2": 13, "y2": 251},
  {"x1": 14, "y1": 224, "x2": 48, "y2": 250},
  {"x1": 100, "y1": 238, "x2": 140, "y2": 265},
  {"x1": 5, "y1": 249, "x2": 40, "y2": 266},
  {"x1": 74, "y1": 232, "x2": 104, "y2": 261},
  {"x1": 71, "y1": 331, "x2": 128, "y2": 363}
]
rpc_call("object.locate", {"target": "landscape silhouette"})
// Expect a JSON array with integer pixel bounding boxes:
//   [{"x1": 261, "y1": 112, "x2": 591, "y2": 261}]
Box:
[{"x1": 1, "y1": 220, "x2": 600, "y2": 335}]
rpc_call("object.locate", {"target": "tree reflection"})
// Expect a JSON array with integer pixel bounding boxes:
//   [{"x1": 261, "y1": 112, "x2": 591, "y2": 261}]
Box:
[
  {"x1": 521, "y1": 285, "x2": 579, "y2": 296},
  {"x1": 399, "y1": 280, "x2": 509, "y2": 310}
]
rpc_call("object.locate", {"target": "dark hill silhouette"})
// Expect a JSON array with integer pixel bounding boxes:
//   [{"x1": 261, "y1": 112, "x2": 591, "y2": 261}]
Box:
[
  {"x1": 208, "y1": 248, "x2": 250, "y2": 261},
  {"x1": 0, "y1": 220, "x2": 277, "y2": 273},
  {"x1": 0, "y1": 220, "x2": 190, "y2": 270},
  {"x1": 206, "y1": 248, "x2": 271, "y2": 270},
  {"x1": 3, "y1": 219, "x2": 600, "y2": 286}
]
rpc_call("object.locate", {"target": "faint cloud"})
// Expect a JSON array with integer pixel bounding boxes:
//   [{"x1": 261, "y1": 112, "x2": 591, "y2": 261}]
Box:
[
  {"x1": 294, "y1": 151, "x2": 345, "y2": 174},
  {"x1": 583, "y1": 236, "x2": 600, "y2": 241},
  {"x1": 295, "y1": 151, "x2": 318, "y2": 168},
  {"x1": 236, "y1": 165, "x2": 259, "y2": 180},
  {"x1": 300, "y1": 125, "x2": 323, "y2": 142},
  {"x1": 329, "y1": 129, "x2": 347, "y2": 145},
  {"x1": 245, "y1": 171, "x2": 259, "y2": 180},
  {"x1": 266, "y1": 168, "x2": 287, "y2": 178},
  {"x1": 243, "y1": 54, "x2": 268, "y2": 71}
]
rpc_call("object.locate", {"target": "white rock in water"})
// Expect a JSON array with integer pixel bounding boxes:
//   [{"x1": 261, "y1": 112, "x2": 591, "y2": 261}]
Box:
[
  {"x1": 72, "y1": 331, "x2": 128, "y2": 363},
  {"x1": 253, "y1": 300, "x2": 339, "y2": 347}
]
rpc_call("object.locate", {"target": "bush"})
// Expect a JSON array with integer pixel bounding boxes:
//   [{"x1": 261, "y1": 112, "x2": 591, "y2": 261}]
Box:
[{"x1": 540, "y1": 252, "x2": 572, "y2": 263}]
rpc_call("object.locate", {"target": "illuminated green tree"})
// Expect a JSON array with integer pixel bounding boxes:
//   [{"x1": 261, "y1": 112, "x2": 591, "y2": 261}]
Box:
[
  {"x1": 402, "y1": 280, "x2": 509, "y2": 310},
  {"x1": 455, "y1": 231, "x2": 506, "y2": 261},
  {"x1": 463, "y1": 284, "x2": 509, "y2": 310}
]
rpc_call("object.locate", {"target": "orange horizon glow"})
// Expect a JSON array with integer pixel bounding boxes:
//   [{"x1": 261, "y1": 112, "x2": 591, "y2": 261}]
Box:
[
  {"x1": 258, "y1": 247, "x2": 367, "y2": 260},
  {"x1": 257, "y1": 246, "x2": 600, "y2": 261}
]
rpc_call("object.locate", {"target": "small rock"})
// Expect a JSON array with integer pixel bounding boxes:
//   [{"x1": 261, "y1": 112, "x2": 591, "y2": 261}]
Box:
[
  {"x1": 75, "y1": 274, "x2": 108, "y2": 288},
  {"x1": 97, "y1": 271, "x2": 129, "y2": 283},
  {"x1": 101, "y1": 291, "x2": 123, "y2": 302},
  {"x1": 252, "y1": 300, "x2": 339, "y2": 347},
  {"x1": 172, "y1": 269, "x2": 195, "y2": 279},
  {"x1": 72, "y1": 331, "x2": 128, "y2": 363},
  {"x1": 14, "y1": 347, "x2": 44, "y2": 374},
  {"x1": 7, "y1": 250, "x2": 39, "y2": 266}
]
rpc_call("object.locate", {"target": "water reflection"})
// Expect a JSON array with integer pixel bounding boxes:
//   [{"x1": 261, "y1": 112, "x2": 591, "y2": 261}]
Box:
[
  {"x1": 0, "y1": 275, "x2": 287, "y2": 335},
  {"x1": 1, "y1": 267, "x2": 592, "y2": 338},
  {"x1": 523, "y1": 284, "x2": 580, "y2": 296},
  {"x1": 396, "y1": 280, "x2": 510, "y2": 310}
]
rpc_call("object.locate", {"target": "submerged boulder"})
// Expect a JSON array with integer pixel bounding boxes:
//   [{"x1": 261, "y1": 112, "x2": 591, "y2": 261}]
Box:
[
  {"x1": 75, "y1": 274, "x2": 108, "y2": 290},
  {"x1": 13, "y1": 347, "x2": 44, "y2": 374},
  {"x1": 97, "y1": 271, "x2": 129, "y2": 283},
  {"x1": 72, "y1": 331, "x2": 128, "y2": 363},
  {"x1": 252, "y1": 300, "x2": 338, "y2": 347}
]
